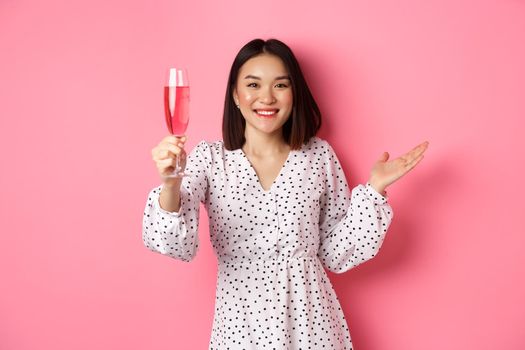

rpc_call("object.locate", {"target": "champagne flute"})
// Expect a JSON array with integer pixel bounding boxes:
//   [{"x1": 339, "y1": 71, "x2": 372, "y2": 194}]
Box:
[{"x1": 164, "y1": 68, "x2": 190, "y2": 177}]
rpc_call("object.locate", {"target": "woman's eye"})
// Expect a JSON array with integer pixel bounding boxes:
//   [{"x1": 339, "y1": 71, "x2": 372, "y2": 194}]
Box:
[{"x1": 246, "y1": 82, "x2": 288, "y2": 88}]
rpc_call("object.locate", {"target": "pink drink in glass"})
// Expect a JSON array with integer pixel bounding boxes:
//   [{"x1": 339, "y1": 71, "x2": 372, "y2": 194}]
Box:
[{"x1": 164, "y1": 86, "x2": 189, "y2": 136}]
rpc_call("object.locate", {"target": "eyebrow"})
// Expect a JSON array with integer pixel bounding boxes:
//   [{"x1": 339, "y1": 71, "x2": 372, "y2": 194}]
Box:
[{"x1": 243, "y1": 74, "x2": 290, "y2": 81}]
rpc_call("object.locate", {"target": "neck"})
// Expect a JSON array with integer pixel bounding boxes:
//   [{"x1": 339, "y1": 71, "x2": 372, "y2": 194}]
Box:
[{"x1": 242, "y1": 127, "x2": 289, "y2": 157}]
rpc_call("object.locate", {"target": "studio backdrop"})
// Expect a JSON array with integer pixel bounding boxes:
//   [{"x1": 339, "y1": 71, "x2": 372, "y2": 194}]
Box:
[{"x1": 1, "y1": 0, "x2": 524, "y2": 349}]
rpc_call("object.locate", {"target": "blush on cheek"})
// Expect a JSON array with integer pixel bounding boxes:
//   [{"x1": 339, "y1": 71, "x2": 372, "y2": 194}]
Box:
[{"x1": 241, "y1": 93, "x2": 255, "y2": 103}]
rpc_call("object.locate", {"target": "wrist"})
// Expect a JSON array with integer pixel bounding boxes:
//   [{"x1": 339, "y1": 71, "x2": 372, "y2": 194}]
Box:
[
  {"x1": 367, "y1": 179, "x2": 387, "y2": 197},
  {"x1": 162, "y1": 179, "x2": 182, "y2": 190}
]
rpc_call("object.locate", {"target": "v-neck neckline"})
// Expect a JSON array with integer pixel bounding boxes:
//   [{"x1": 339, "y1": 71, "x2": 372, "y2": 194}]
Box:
[{"x1": 238, "y1": 146, "x2": 295, "y2": 194}]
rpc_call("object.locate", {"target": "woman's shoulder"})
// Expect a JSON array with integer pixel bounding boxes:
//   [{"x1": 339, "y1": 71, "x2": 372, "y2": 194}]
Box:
[
  {"x1": 309, "y1": 135, "x2": 327, "y2": 146},
  {"x1": 303, "y1": 135, "x2": 333, "y2": 153},
  {"x1": 303, "y1": 136, "x2": 344, "y2": 166},
  {"x1": 189, "y1": 138, "x2": 223, "y2": 148},
  {"x1": 190, "y1": 139, "x2": 231, "y2": 160},
  {"x1": 193, "y1": 139, "x2": 222, "y2": 149}
]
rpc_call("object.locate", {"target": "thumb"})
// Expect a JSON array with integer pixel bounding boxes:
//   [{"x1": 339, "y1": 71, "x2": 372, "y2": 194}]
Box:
[{"x1": 378, "y1": 151, "x2": 389, "y2": 162}]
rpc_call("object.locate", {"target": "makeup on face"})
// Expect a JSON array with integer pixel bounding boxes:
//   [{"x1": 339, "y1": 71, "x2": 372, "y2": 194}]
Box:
[{"x1": 234, "y1": 55, "x2": 293, "y2": 125}]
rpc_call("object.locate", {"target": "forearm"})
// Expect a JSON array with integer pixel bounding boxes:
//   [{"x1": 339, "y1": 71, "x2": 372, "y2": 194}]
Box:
[
  {"x1": 317, "y1": 183, "x2": 393, "y2": 273},
  {"x1": 159, "y1": 180, "x2": 183, "y2": 213},
  {"x1": 142, "y1": 184, "x2": 200, "y2": 262}
]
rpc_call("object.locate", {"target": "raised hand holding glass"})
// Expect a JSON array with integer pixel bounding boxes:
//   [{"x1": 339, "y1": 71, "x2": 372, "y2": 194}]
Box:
[{"x1": 163, "y1": 68, "x2": 190, "y2": 177}]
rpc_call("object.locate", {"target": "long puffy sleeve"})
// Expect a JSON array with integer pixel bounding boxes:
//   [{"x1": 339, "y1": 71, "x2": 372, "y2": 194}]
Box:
[
  {"x1": 316, "y1": 142, "x2": 394, "y2": 274},
  {"x1": 142, "y1": 140, "x2": 211, "y2": 262}
]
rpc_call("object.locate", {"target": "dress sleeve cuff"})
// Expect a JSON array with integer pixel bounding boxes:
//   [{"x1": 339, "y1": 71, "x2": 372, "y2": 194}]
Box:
[
  {"x1": 153, "y1": 185, "x2": 183, "y2": 218},
  {"x1": 365, "y1": 182, "x2": 389, "y2": 204}
]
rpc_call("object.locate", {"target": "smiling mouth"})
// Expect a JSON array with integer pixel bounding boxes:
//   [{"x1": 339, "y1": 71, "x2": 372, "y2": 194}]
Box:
[{"x1": 254, "y1": 109, "x2": 279, "y2": 117}]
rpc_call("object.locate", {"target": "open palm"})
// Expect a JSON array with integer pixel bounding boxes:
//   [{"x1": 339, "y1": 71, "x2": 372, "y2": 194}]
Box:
[{"x1": 368, "y1": 141, "x2": 429, "y2": 193}]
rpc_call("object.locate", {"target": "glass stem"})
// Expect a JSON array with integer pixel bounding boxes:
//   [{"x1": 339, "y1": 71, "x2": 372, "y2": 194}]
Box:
[{"x1": 175, "y1": 153, "x2": 181, "y2": 173}]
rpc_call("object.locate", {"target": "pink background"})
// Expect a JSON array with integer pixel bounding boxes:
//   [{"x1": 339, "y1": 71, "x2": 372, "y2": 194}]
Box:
[{"x1": 1, "y1": 0, "x2": 524, "y2": 349}]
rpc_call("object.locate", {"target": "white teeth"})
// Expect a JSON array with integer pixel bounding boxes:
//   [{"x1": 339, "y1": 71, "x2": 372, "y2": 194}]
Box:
[{"x1": 256, "y1": 110, "x2": 277, "y2": 116}]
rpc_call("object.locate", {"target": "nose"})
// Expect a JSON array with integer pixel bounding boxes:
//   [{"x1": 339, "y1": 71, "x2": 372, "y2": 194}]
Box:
[{"x1": 259, "y1": 87, "x2": 276, "y2": 104}]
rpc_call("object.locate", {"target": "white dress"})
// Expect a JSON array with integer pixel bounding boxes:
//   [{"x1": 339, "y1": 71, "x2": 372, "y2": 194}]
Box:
[{"x1": 142, "y1": 136, "x2": 394, "y2": 349}]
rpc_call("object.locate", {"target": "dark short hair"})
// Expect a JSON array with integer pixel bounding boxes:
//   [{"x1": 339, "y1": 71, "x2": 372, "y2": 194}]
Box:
[{"x1": 222, "y1": 38, "x2": 322, "y2": 150}]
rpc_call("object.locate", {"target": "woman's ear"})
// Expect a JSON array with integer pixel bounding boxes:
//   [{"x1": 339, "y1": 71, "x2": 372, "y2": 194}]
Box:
[{"x1": 233, "y1": 89, "x2": 238, "y2": 105}]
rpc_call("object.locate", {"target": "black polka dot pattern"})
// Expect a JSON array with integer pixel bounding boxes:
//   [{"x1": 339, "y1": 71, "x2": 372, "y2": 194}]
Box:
[{"x1": 142, "y1": 136, "x2": 394, "y2": 349}]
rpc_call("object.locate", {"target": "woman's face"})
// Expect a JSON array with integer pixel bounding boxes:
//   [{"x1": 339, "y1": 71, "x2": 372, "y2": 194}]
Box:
[{"x1": 233, "y1": 54, "x2": 293, "y2": 138}]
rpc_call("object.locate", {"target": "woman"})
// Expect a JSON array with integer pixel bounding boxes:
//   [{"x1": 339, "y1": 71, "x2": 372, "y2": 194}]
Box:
[{"x1": 143, "y1": 38, "x2": 428, "y2": 349}]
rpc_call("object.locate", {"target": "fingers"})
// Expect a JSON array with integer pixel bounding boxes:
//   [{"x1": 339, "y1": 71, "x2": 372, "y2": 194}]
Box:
[
  {"x1": 152, "y1": 146, "x2": 181, "y2": 162},
  {"x1": 157, "y1": 157, "x2": 175, "y2": 170},
  {"x1": 163, "y1": 143, "x2": 184, "y2": 157},
  {"x1": 156, "y1": 149, "x2": 187, "y2": 175},
  {"x1": 414, "y1": 141, "x2": 429, "y2": 156},
  {"x1": 152, "y1": 135, "x2": 188, "y2": 178},
  {"x1": 157, "y1": 157, "x2": 177, "y2": 173},
  {"x1": 162, "y1": 135, "x2": 187, "y2": 144},
  {"x1": 162, "y1": 135, "x2": 187, "y2": 153},
  {"x1": 401, "y1": 141, "x2": 429, "y2": 164},
  {"x1": 152, "y1": 135, "x2": 187, "y2": 161},
  {"x1": 407, "y1": 141, "x2": 428, "y2": 159},
  {"x1": 403, "y1": 153, "x2": 424, "y2": 174}
]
